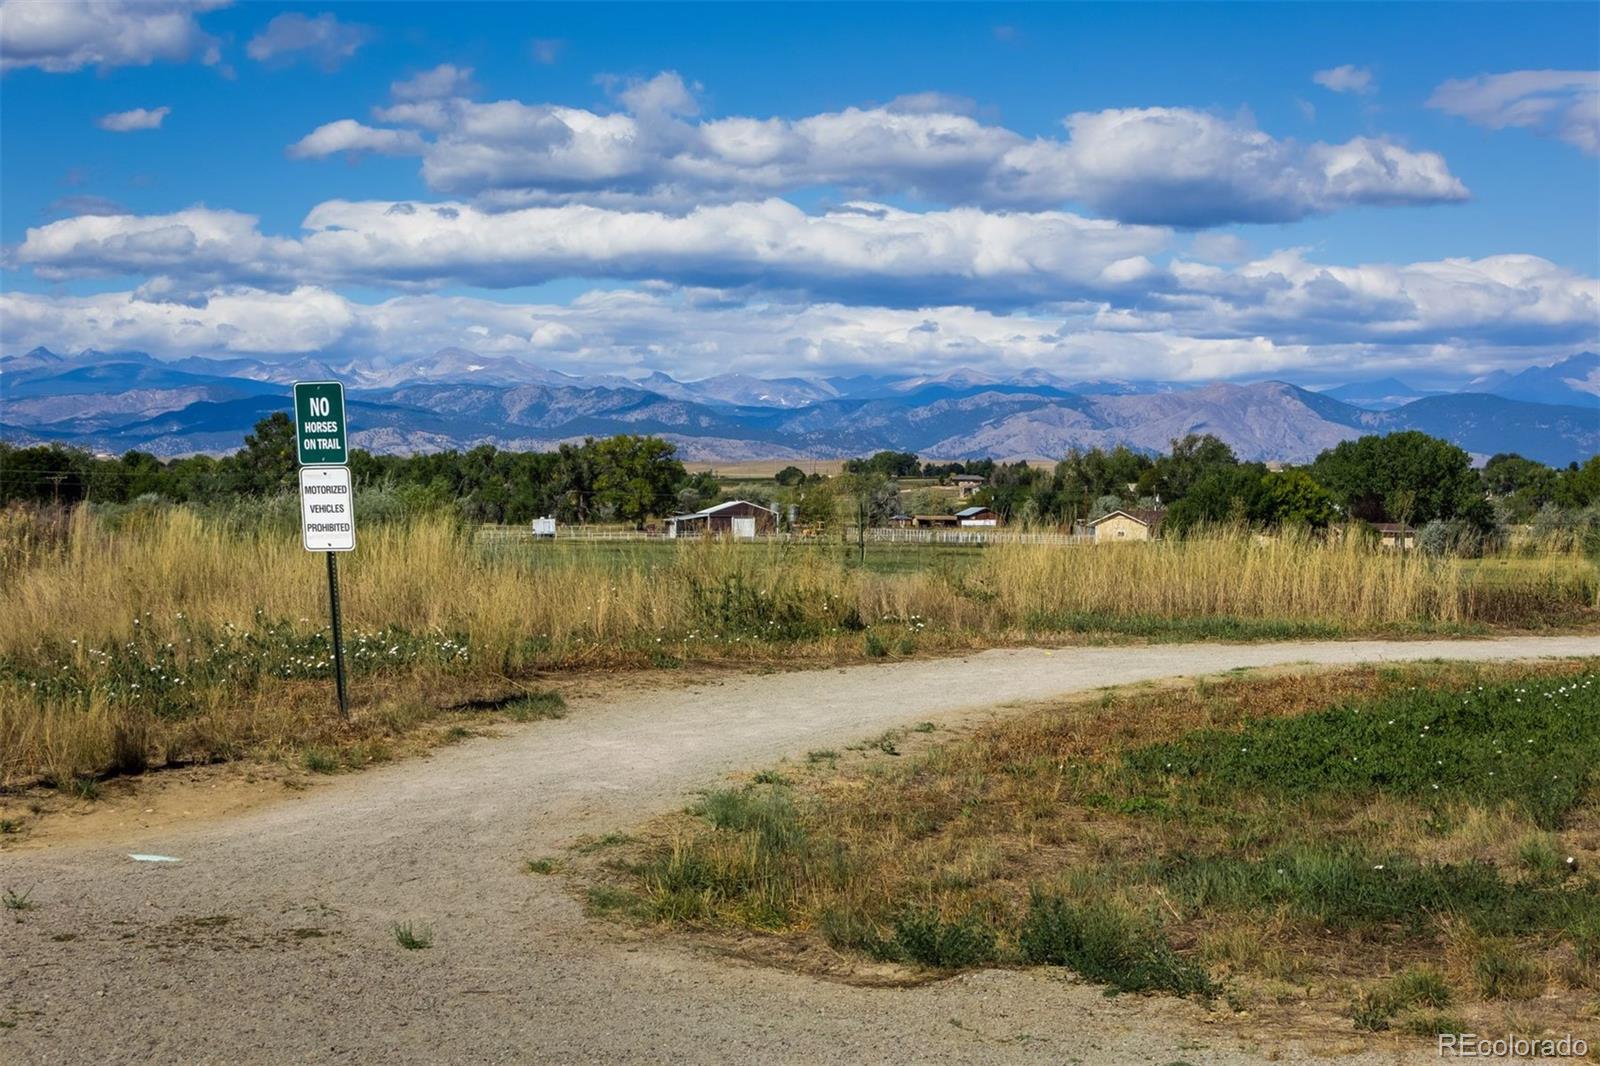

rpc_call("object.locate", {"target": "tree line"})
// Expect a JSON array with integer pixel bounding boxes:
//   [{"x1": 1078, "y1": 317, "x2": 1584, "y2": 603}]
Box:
[
  {"x1": 3, "y1": 415, "x2": 1597, "y2": 541},
  {"x1": 0, "y1": 412, "x2": 718, "y2": 525},
  {"x1": 847, "y1": 432, "x2": 1600, "y2": 541}
]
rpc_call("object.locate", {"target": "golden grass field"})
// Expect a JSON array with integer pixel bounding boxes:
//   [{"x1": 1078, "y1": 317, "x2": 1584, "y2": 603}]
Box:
[{"x1": 1, "y1": 505, "x2": 1595, "y2": 789}]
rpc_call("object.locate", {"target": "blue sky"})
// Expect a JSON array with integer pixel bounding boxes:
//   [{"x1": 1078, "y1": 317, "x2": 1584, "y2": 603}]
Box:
[{"x1": 1, "y1": 1, "x2": 1597, "y2": 386}]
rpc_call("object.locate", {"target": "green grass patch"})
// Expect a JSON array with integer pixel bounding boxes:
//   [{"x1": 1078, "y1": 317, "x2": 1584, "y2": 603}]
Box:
[
  {"x1": 502, "y1": 690, "x2": 567, "y2": 722},
  {"x1": 1159, "y1": 845, "x2": 1599, "y2": 936},
  {"x1": 3, "y1": 887, "x2": 38, "y2": 920},
  {"x1": 1019, "y1": 892, "x2": 1216, "y2": 998},
  {"x1": 1122, "y1": 673, "x2": 1598, "y2": 827},
  {"x1": 573, "y1": 831, "x2": 636, "y2": 854}
]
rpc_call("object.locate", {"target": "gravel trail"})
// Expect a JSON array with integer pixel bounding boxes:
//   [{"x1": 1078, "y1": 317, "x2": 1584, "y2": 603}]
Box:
[{"x1": 4, "y1": 636, "x2": 1596, "y2": 1065}]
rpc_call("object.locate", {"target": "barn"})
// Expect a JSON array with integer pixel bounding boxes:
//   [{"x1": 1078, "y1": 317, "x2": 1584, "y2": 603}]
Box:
[
  {"x1": 955, "y1": 506, "x2": 1001, "y2": 527},
  {"x1": 665, "y1": 500, "x2": 779, "y2": 539}
]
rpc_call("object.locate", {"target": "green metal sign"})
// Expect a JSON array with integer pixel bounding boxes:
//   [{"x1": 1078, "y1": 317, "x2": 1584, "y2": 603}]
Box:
[{"x1": 293, "y1": 381, "x2": 348, "y2": 466}]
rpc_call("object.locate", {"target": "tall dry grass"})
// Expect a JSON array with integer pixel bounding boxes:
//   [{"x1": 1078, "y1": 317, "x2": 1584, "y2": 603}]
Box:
[
  {"x1": 1, "y1": 506, "x2": 1593, "y2": 786},
  {"x1": 974, "y1": 532, "x2": 1526, "y2": 628}
]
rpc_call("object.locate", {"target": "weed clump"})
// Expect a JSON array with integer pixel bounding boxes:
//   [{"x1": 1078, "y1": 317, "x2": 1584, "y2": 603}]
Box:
[
  {"x1": 391, "y1": 922, "x2": 432, "y2": 950},
  {"x1": 872, "y1": 907, "x2": 997, "y2": 968},
  {"x1": 1018, "y1": 893, "x2": 1216, "y2": 998},
  {"x1": 301, "y1": 748, "x2": 339, "y2": 774},
  {"x1": 1349, "y1": 965, "x2": 1453, "y2": 1030},
  {"x1": 1472, "y1": 940, "x2": 1543, "y2": 1000}
]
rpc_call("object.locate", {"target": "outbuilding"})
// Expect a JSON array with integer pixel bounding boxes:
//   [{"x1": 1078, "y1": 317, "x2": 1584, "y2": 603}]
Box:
[
  {"x1": 952, "y1": 474, "x2": 986, "y2": 499},
  {"x1": 1371, "y1": 522, "x2": 1417, "y2": 550},
  {"x1": 955, "y1": 506, "x2": 1001, "y2": 527},
  {"x1": 665, "y1": 500, "x2": 779, "y2": 539},
  {"x1": 1089, "y1": 508, "x2": 1166, "y2": 542}
]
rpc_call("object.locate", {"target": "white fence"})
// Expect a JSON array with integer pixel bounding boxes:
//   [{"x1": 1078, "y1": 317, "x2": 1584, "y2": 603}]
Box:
[
  {"x1": 867, "y1": 528, "x2": 1093, "y2": 546},
  {"x1": 476, "y1": 525, "x2": 1095, "y2": 547},
  {"x1": 476, "y1": 526, "x2": 662, "y2": 543}
]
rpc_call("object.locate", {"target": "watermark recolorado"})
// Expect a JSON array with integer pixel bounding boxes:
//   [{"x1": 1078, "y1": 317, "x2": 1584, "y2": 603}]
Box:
[{"x1": 1438, "y1": 1033, "x2": 1588, "y2": 1058}]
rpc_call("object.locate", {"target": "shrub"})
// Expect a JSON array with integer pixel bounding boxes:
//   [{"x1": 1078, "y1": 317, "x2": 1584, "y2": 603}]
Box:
[{"x1": 876, "y1": 907, "x2": 997, "y2": 968}]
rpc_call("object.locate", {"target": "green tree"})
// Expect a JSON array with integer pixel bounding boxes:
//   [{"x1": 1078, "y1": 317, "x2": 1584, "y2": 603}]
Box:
[
  {"x1": 1056, "y1": 446, "x2": 1152, "y2": 508},
  {"x1": 1255, "y1": 468, "x2": 1338, "y2": 528},
  {"x1": 1163, "y1": 464, "x2": 1267, "y2": 534},
  {"x1": 1556, "y1": 455, "x2": 1600, "y2": 508},
  {"x1": 838, "y1": 472, "x2": 902, "y2": 528},
  {"x1": 590, "y1": 435, "x2": 686, "y2": 525},
  {"x1": 1138, "y1": 434, "x2": 1239, "y2": 502},
  {"x1": 219, "y1": 412, "x2": 298, "y2": 496},
  {"x1": 1481, "y1": 453, "x2": 1559, "y2": 522},
  {"x1": 795, "y1": 478, "x2": 839, "y2": 529},
  {"x1": 0, "y1": 444, "x2": 91, "y2": 505},
  {"x1": 1311, "y1": 432, "x2": 1487, "y2": 528},
  {"x1": 845, "y1": 451, "x2": 921, "y2": 478}
]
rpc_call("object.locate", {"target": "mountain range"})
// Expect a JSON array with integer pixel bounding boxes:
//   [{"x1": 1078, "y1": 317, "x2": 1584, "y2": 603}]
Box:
[{"x1": 2, "y1": 348, "x2": 1596, "y2": 466}]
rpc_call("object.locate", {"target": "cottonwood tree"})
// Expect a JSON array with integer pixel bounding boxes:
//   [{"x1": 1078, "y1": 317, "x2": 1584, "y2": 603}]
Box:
[{"x1": 1311, "y1": 432, "x2": 1490, "y2": 529}]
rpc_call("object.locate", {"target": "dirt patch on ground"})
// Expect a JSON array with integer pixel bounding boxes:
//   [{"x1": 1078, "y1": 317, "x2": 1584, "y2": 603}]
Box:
[{"x1": 1, "y1": 759, "x2": 314, "y2": 853}]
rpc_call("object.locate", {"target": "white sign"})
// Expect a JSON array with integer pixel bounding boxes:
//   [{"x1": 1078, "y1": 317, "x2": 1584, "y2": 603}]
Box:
[{"x1": 299, "y1": 465, "x2": 356, "y2": 552}]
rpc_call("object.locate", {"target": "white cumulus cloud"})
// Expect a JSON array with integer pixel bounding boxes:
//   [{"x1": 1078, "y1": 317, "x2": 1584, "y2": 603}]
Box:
[
  {"x1": 246, "y1": 11, "x2": 369, "y2": 70},
  {"x1": 3, "y1": 279, "x2": 1592, "y2": 385},
  {"x1": 96, "y1": 106, "x2": 171, "y2": 132},
  {"x1": 1, "y1": 286, "x2": 355, "y2": 355},
  {"x1": 287, "y1": 120, "x2": 426, "y2": 160},
  {"x1": 287, "y1": 74, "x2": 1468, "y2": 226},
  {"x1": 391, "y1": 63, "x2": 475, "y2": 101},
  {"x1": 1429, "y1": 70, "x2": 1600, "y2": 155},
  {"x1": 1312, "y1": 65, "x2": 1375, "y2": 94},
  {"x1": 13, "y1": 198, "x2": 1175, "y2": 306},
  {"x1": 0, "y1": 0, "x2": 226, "y2": 73},
  {"x1": 12, "y1": 198, "x2": 1595, "y2": 362}
]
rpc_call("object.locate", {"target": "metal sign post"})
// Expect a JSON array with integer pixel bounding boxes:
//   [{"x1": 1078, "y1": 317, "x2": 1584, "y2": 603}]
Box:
[
  {"x1": 294, "y1": 383, "x2": 354, "y2": 719},
  {"x1": 326, "y1": 551, "x2": 349, "y2": 719}
]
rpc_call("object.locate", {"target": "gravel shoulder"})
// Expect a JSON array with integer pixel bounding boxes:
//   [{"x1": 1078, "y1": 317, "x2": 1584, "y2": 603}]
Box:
[{"x1": 4, "y1": 636, "x2": 1597, "y2": 1064}]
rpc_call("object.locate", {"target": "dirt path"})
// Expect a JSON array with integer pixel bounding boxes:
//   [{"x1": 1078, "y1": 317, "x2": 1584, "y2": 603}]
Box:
[{"x1": 4, "y1": 636, "x2": 1597, "y2": 1064}]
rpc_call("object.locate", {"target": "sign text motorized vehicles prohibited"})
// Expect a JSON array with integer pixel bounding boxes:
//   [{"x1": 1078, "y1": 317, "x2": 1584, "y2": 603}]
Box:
[{"x1": 299, "y1": 465, "x2": 356, "y2": 552}]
